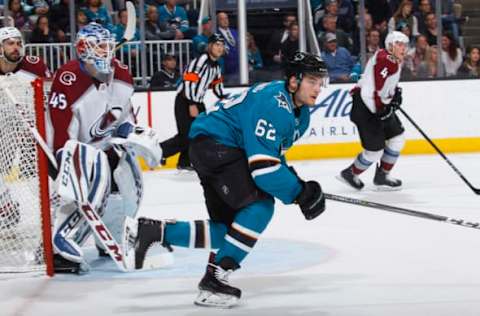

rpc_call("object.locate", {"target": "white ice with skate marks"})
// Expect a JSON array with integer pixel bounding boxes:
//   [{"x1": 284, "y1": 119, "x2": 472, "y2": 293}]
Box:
[{"x1": 3, "y1": 154, "x2": 480, "y2": 316}]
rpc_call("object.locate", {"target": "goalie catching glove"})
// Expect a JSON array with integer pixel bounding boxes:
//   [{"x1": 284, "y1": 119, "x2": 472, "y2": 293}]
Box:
[{"x1": 111, "y1": 122, "x2": 163, "y2": 168}]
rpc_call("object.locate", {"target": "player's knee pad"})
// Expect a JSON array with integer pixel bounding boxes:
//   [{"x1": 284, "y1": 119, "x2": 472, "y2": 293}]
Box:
[
  {"x1": 362, "y1": 149, "x2": 384, "y2": 164},
  {"x1": 385, "y1": 133, "x2": 405, "y2": 153}
]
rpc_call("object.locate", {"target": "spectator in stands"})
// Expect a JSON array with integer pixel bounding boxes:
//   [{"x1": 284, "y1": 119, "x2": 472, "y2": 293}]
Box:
[
  {"x1": 458, "y1": 46, "x2": 480, "y2": 78},
  {"x1": 405, "y1": 34, "x2": 429, "y2": 77},
  {"x1": 321, "y1": 32, "x2": 354, "y2": 82},
  {"x1": 417, "y1": 45, "x2": 444, "y2": 78},
  {"x1": 145, "y1": 5, "x2": 175, "y2": 41},
  {"x1": 415, "y1": 0, "x2": 432, "y2": 35},
  {"x1": 440, "y1": 32, "x2": 462, "y2": 76},
  {"x1": 397, "y1": 21, "x2": 415, "y2": 50},
  {"x1": 29, "y1": 0, "x2": 49, "y2": 25},
  {"x1": 280, "y1": 22, "x2": 299, "y2": 64},
  {"x1": 267, "y1": 13, "x2": 296, "y2": 65},
  {"x1": 8, "y1": 0, "x2": 31, "y2": 32},
  {"x1": 150, "y1": 54, "x2": 180, "y2": 89},
  {"x1": 247, "y1": 32, "x2": 263, "y2": 71},
  {"x1": 365, "y1": 0, "x2": 391, "y2": 28},
  {"x1": 321, "y1": 0, "x2": 353, "y2": 33},
  {"x1": 192, "y1": 16, "x2": 212, "y2": 57},
  {"x1": 76, "y1": 10, "x2": 89, "y2": 30},
  {"x1": 49, "y1": 0, "x2": 70, "y2": 42},
  {"x1": 29, "y1": 14, "x2": 58, "y2": 43},
  {"x1": 318, "y1": 14, "x2": 352, "y2": 52},
  {"x1": 388, "y1": 0, "x2": 419, "y2": 37},
  {"x1": 217, "y1": 11, "x2": 239, "y2": 84},
  {"x1": 157, "y1": 0, "x2": 190, "y2": 39},
  {"x1": 82, "y1": 0, "x2": 114, "y2": 32},
  {"x1": 366, "y1": 29, "x2": 381, "y2": 61},
  {"x1": 424, "y1": 12, "x2": 438, "y2": 46},
  {"x1": 352, "y1": 12, "x2": 374, "y2": 56}
]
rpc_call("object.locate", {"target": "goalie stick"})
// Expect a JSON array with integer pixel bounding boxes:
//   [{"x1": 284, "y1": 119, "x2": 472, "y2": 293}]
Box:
[
  {"x1": 399, "y1": 107, "x2": 480, "y2": 195},
  {"x1": 115, "y1": 1, "x2": 136, "y2": 51},
  {"x1": 2, "y1": 79, "x2": 134, "y2": 272},
  {"x1": 325, "y1": 193, "x2": 480, "y2": 231}
]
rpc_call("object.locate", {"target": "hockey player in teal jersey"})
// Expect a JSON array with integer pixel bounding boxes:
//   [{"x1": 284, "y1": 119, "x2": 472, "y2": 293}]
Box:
[{"x1": 134, "y1": 52, "x2": 329, "y2": 308}]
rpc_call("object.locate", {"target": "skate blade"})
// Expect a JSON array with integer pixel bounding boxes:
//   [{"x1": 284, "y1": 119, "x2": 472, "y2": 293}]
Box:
[
  {"x1": 194, "y1": 290, "x2": 239, "y2": 309},
  {"x1": 335, "y1": 175, "x2": 363, "y2": 191},
  {"x1": 373, "y1": 184, "x2": 402, "y2": 192}
]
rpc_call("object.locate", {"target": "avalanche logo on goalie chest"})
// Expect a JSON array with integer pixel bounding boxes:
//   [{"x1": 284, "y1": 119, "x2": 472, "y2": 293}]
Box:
[{"x1": 89, "y1": 106, "x2": 123, "y2": 140}]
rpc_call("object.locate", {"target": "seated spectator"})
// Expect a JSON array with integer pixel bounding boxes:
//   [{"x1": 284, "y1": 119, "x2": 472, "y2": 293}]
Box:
[
  {"x1": 247, "y1": 32, "x2": 263, "y2": 71},
  {"x1": 366, "y1": 29, "x2": 381, "y2": 61},
  {"x1": 396, "y1": 21, "x2": 415, "y2": 50},
  {"x1": 150, "y1": 54, "x2": 180, "y2": 89},
  {"x1": 440, "y1": 32, "x2": 462, "y2": 76},
  {"x1": 266, "y1": 13, "x2": 296, "y2": 65},
  {"x1": 365, "y1": 0, "x2": 391, "y2": 29},
  {"x1": 414, "y1": 0, "x2": 432, "y2": 35},
  {"x1": 457, "y1": 46, "x2": 480, "y2": 78},
  {"x1": 29, "y1": 14, "x2": 59, "y2": 43},
  {"x1": 424, "y1": 12, "x2": 438, "y2": 46},
  {"x1": 145, "y1": 5, "x2": 175, "y2": 41},
  {"x1": 217, "y1": 11, "x2": 239, "y2": 84},
  {"x1": 352, "y1": 12, "x2": 373, "y2": 56},
  {"x1": 76, "y1": 10, "x2": 89, "y2": 30},
  {"x1": 157, "y1": 0, "x2": 190, "y2": 39},
  {"x1": 388, "y1": 0, "x2": 419, "y2": 37},
  {"x1": 404, "y1": 34, "x2": 429, "y2": 77},
  {"x1": 192, "y1": 16, "x2": 212, "y2": 57},
  {"x1": 417, "y1": 45, "x2": 444, "y2": 78},
  {"x1": 82, "y1": 0, "x2": 114, "y2": 32},
  {"x1": 320, "y1": 0, "x2": 353, "y2": 33},
  {"x1": 280, "y1": 22, "x2": 299, "y2": 64},
  {"x1": 321, "y1": 32, "x2": 354, "y2": 82},
  {"x1": 29, "y1": 0, "x2": 49, "y2": 25},
  {"x1": 318, "y1": 14, "x2": 352, "y2": 52},
  {"x1": 8, "y1": 0, "x2": 30, "y2": 32},
  {"x1": 49, "y1": 0, "x2": 70, "y2": 42}
]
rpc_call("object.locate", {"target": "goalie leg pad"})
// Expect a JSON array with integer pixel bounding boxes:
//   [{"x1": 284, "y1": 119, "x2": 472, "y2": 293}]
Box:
[
  {"x1": 53, "y1": 206, "x2": 85, "y2": 264},
  {"x1": 56, "y1": 140, "x2": 111, "y2": 210}
]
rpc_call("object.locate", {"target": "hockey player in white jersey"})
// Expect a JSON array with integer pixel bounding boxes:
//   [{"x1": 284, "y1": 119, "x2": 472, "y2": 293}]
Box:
[
  {"x1": 338, "y1": 31, "x2": 409, "y2": 191},
  {"x1": 0, "y1": 26, "x2": 51, "y2": 230},
  {"x1": 47, "y1": 23, "x2": 163, "y2": 273}
]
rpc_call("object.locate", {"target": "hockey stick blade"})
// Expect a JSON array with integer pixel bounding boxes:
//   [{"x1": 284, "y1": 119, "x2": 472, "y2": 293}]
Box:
[
  {"x1": 115, "y1": 1, "x2": 136, "y2": 50},
  {"x1": 399, "y1": 108, "x2": 480, "y2": 195},
  {"x1": 325, "y1": 193, "x2": 480, "y2": 231}
]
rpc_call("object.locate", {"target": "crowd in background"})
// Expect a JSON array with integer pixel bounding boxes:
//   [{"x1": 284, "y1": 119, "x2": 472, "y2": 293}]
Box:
[{"x1": 1, "y1": 0, "x2": 478, "y2": 87}]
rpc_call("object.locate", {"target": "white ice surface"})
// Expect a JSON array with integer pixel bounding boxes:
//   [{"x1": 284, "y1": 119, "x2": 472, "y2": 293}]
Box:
[{"x1": 3, "y1": 153, "x2": 480, "y2": 316}]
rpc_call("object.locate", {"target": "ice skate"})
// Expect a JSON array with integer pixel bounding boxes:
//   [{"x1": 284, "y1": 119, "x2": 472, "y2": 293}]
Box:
[
  {"x1": 194, "y1": 256, "x2": 241, "y2": 308},
  {"x1": 373, "y1": 166, "x2": 402, "y2": 191},
  {"x1": 337, "y1": 166, "x2": 364, "y2": 190}
]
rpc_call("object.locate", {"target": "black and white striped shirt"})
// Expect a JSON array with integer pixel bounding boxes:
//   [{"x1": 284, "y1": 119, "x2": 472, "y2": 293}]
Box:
[{"x1": 177, "y1": 53, "x2": 226, "y2": 104}]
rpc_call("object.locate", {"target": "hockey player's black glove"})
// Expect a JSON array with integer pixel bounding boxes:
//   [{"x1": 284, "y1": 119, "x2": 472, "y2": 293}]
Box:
[
  {"x1": 295, "y1": 181, "x2": 326, "y2": 220},
  {"x1": 288, "y1": 166, "x2": 326, "y2": 220},
  {"x1": 390, "y1": 87, "x2": 402, "y2": 109}
]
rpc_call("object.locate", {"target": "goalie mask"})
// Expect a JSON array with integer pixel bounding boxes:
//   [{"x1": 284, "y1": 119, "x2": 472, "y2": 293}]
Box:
[
  {"x1": 0, "y1": 27, "x2": 25, "y2": 64},
  {"x1": 76, "y1": 23, "x2": 115, "y2": 79}
]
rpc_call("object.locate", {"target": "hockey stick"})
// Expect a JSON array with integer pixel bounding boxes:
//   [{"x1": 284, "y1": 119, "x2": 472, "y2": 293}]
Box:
[
  {"x1": 2, "y1": 79, "x2": 134, "y2": 272},
  {"x1": 115, "y1": 1, "x2": 136, "y2": 51},
  {"x1": 398, "y1": 107, "x2": 480, "y2": 195},
  {"x1": 325, "y1": 193, "x2": 480, "y2": 230}
]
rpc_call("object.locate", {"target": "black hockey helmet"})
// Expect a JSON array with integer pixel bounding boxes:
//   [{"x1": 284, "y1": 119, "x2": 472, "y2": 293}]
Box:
[
  {"x1": 285, "y1": 51, "x2": 329, "y2": 82},
  {"x1": 208, "y1": 33, "x2": 225, "y2": 44}
]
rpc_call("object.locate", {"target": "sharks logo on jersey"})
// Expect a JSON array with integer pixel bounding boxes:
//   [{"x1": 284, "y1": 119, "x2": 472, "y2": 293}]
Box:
[{"x1": 275, "y1": 92, "x2": 291, "y2": 113}]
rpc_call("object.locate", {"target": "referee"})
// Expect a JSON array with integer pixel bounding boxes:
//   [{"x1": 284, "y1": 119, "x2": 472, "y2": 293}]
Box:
[{"x1": 160, "y1": 33, "x2": 227, "y2": 170}]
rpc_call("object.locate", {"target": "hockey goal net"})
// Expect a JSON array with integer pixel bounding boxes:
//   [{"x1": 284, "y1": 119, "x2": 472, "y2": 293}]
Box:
[{"x1": 0, "y1": 75, "x2": 53, "y2": 276}]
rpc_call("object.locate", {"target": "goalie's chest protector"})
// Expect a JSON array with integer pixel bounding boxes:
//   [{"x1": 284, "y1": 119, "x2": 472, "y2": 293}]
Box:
[{"x1": 48, "y1": 59, "x2": 134, "y2": 152}]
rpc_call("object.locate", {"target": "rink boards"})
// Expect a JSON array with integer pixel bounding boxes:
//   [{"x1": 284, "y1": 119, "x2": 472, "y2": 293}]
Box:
[{"x1": 132, "y1": 79, "x2": 480, "y2": 168}]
